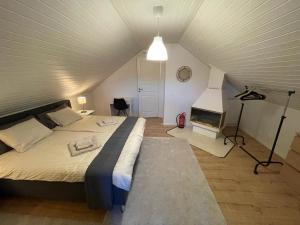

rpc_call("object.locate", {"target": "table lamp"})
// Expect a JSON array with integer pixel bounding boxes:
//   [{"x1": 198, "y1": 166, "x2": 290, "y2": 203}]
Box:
[{"x1": 77, "y1": 96, "x2": 87, "y2": 113}]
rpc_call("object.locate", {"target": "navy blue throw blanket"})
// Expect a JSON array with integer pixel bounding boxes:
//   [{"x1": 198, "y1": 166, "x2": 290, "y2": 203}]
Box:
[{"x1": 85, "y1": 117, "x2": 138, "y2": 209}]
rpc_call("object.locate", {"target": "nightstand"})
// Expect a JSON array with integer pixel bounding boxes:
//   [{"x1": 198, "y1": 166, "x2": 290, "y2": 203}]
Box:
[{"x1": 77, "y1": 110, "x2": 95, "y2": 116}]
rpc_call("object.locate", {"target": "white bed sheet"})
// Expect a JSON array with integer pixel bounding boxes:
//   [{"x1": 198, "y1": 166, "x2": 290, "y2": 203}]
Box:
[
  {"x1": 53, "y1": 115, "x2": 126, "y2": 133},
  {"x1": 0, "y1": 117, "x2": 146, "y2": 191}
]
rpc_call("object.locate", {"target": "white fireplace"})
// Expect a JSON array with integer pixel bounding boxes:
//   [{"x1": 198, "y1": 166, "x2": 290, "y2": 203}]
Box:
[{"x1": 191, "y1": 66, "x2": 226, "y2": 139}]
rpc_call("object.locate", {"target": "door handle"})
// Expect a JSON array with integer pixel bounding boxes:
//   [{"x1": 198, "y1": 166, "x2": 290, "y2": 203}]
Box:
[{"x1": 138, "y1": 88, "x2": 143, "y2": 92}]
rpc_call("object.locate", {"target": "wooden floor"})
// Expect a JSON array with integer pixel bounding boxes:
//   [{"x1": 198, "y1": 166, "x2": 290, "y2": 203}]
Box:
[
  {"x1": 0, "y1": 117, "x2": 299, "y2": 225},
  {"x1": 145, "y1": 118, "x2": 300, "y2": 225},
  {"x1": 0, "y1": 197, "x2": 106, "y2": 223}
]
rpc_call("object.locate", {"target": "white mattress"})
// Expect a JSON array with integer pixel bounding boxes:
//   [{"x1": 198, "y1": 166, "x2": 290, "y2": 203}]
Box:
[{"x1": 0, "y1": 116, "x2": 146, "y2": 191}]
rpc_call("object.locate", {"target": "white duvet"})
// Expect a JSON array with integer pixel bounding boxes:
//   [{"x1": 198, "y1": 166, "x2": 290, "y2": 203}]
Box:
[
  {"x1": 0, "y1": 116, "x2": 146, "y2": 191},
  {"x1": 53, "y1": 116, "x2": 126, "y2": 133}
]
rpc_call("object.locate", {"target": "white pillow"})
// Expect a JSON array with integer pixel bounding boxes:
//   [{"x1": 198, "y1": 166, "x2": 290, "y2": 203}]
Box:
[
  {"x1": 47, "y1": 107, "x2": 82, "y2": 127},
  {"x1": 0, "y1": 118, "x2": 53, "y2": 153}
]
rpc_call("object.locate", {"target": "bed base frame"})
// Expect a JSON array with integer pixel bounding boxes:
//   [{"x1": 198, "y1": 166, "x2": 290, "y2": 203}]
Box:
[
  {"x1": 0, "y1": 100, "x2": 129, "y2": 207},
  {"x1": 0, "y1": 179, "x2": 128, "y2": 206}
]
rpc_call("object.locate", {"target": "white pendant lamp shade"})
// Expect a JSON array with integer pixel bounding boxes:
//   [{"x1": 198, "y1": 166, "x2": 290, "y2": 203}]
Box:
[
  {"x1": 147, "y1": 36, "x2": 168, "y2": 61},
  {"x1": 147, "y1": 5, "x2": 168, "y2": 61}
]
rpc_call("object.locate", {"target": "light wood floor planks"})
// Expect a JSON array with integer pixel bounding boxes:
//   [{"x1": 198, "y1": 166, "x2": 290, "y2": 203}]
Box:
[
  {"x1": 0, "y1": 117, "x2": 299, "y2": 225},
  {"x1": 145, "y1": 118, "x2": 300, "y2": 225},
  {"x1": 0, "y1": 197, "x2": 106, "y2": 223}
]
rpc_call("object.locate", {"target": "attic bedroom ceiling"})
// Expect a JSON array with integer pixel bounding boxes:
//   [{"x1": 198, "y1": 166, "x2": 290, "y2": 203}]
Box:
[
  {"x1": 180, "y1": 0, "x2": 300, "y2": 109},
  {"x1": 0, "y1": 0, "x2": 139, "y2": 115},
  {"x1": 111, "y1": 0, "x2": 204, "y2": 47},
  {"x1": 0, "y1": 0, "x2": 299, "y2": 115}
]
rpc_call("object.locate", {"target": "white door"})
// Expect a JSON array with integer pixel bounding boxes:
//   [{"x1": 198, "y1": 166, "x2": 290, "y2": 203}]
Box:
[{"x1": 138, "y1": 57, "x2": 161, "y2": 117}]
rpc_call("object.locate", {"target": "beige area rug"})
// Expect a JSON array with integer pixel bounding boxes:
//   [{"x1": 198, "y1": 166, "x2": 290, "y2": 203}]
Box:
[
  {"x1": 103, "y1": 137, "x2": 227, "y2": 225},
  {"x1": 167, "y1": 127, "x2": 233, "y2": 157}
]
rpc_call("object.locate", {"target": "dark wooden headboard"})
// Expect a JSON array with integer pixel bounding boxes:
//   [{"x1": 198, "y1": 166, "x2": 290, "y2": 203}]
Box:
[{"x1": 0, "y1": 100, "x2": 71, "y2": 126}]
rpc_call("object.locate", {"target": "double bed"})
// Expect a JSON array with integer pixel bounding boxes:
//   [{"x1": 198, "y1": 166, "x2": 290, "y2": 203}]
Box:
[{"x1": 0, "y1": 100, "x2": 146, "y2": 210}]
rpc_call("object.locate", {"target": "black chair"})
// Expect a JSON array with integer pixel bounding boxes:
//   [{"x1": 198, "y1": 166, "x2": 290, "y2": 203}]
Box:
[{"x1": 113, "y1": 98, "x2": 129, "y2": 116}]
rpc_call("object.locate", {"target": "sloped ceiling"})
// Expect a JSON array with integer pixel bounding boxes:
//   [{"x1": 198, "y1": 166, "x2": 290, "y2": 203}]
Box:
[
  {"x1": 1, "y1": 0, "x2": 300, "y2": 115},
  {"x1": 111, "y1": 0, "x2": 204, "y2": 47},
  {"x1": 0, "y1": 0, "x2": 139, "y2": 115},
  {"x1": 180, "y1": 0, "x2": 300, "y2": 109}
]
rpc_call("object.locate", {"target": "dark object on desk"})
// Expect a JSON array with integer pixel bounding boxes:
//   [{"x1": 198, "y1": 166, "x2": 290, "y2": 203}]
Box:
[{"x1": 113, "y1": 98, "x2": 129, "y2": 116}]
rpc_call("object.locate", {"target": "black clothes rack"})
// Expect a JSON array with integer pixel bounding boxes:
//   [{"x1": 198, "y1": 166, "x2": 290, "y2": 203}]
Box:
[
  {"x1": 223, "y1": 86, "x2": 265, "y2": 148},
  {"x1": 224, "y1": 89, "x2": 295, "y2": 174},
  {"x1": 251, "y1": 90, "x2": 295, "y2": 174},
  {"x1": 224, "y1": 102, "x2": 245, "y2": 146}
]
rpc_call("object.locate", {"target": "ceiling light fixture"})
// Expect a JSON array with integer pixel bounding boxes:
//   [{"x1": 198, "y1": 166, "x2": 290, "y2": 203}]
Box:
[{"x1": 147, "y1": 5, "x2": 168, "y2": 61}]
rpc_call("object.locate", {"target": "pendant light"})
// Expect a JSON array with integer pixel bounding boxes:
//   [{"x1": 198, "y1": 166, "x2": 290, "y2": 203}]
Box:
[{"x1": 147, "y1": 5, "x2": 168, "y2": 61}]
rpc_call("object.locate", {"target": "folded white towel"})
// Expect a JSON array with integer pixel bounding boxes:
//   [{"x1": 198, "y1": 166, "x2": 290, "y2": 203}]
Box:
[
  {"x1": 75, "y1": 139, "x2": 93, "y2": 150},
  {"x1": 96, "y1": 120, "x2": 117, "y2": 127},
  {"x1": 68, "y1": 136, "x2": 100, "y2": 156},
  {"x1": 103, "y1": 118, "x2": 115, "y2": 124}
]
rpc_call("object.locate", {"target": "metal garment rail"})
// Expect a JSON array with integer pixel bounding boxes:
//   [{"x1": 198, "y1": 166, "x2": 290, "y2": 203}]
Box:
[
  {"x1": 224, "y1": 102, "x2": 246, "y2": 146},
  {"x1": 224, "y1": 90, "x2": 296, "y2": 174}
]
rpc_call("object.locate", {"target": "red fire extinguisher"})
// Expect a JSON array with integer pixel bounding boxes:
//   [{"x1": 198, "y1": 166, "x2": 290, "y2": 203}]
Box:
[{"x1": 176, "y1": 112, "x2": 186, "y2": 128}]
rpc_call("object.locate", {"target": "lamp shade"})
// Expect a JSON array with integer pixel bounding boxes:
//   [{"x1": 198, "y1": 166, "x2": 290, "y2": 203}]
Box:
[
  {"x1": 146, "y1": 36, "x2": 168, "y2": 61},
  {"x1": 77, "y1": 96, "x2": 86, "y2": 105}
]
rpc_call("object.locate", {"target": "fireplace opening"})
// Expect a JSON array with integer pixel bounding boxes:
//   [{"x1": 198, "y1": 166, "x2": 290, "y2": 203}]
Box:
[{"x1": 191, "y1": 107, "x2": 225, "y2": 129}]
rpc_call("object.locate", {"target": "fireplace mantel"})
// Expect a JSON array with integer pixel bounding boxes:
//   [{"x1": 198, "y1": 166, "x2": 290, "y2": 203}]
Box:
[
  {"x1": 190, "y1": 107, "x2": 226, "y2": 139},
  {"x1": 190, "y1": 66, "x2": 226, "y2": 139},
  {"x1": 190, "y1": 107, "x2": 226, "y2": 129}
]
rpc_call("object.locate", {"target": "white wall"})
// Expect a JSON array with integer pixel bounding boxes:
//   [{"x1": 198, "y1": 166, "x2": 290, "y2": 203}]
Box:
[
  {"x1": 163, "y1": 44, "x2": 210, "y2": 125},
  {"x1": 223, "y1": 80, "x2": 240, "y2": 126},
  {"x1": 92, "y1": 56, "x2": 139, "y2": 116},
  {"x1": 162, "y1": 45, "x2": 239, "y2": 126},
  {"x1": 240, "y1": 100, "x2": 300, "y2": 159},
  {"x1": 92, "y1": 44, "x2": 212, "y2": 120},
  {"x1": 91, "y1": 44, "x2": 239, "y2": 127},
  {"x1": 92, "y1": 52, "x2": 166, "y2": 117}
]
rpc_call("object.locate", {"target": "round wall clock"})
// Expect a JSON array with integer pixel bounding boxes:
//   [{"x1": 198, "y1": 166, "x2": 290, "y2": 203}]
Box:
[{"x1": 176, "y1": 66, "x2": 192, "y2": 82}]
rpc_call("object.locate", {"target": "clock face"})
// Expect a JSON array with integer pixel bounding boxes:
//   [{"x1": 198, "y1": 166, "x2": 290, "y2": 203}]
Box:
[{"x1": 176, "y1": 66, "x2": 192, "y2": 82}]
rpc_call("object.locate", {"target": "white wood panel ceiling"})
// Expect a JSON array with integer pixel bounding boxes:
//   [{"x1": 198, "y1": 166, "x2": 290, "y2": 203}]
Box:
[
  {"x1": 0, "y1": 0, "x2": 139, "y2": 115},
  {"x1": 1, "y1": 0, "x2": 300, "y2": 115},
  {"x1": 180, "y1": 0, "x2": 300, "y2": 109},
  {"x1": 111, "y1": 0, "x2": 204, "y2": 47}
]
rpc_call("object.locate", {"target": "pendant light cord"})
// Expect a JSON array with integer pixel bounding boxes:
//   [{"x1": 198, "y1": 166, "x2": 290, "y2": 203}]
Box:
[{"x1": 156, "y1": 16, "x2": 160, "y2": 36}]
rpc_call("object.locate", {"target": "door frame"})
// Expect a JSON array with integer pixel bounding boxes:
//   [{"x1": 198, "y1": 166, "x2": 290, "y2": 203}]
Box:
[{"x1": 137, "y1": 52, "x2": 165, "y2": 118}]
